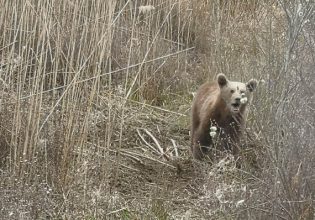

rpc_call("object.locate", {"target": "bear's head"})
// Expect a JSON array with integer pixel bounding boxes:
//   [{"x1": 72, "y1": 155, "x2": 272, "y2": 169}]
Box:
[{"x1": 217, "y1": 73, "x2": 257, "y2": 114}]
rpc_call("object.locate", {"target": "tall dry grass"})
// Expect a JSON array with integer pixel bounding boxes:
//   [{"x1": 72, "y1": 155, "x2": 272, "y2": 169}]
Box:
[{"x1": 0, "y1": 0, "x2": 314, "y2": 219}]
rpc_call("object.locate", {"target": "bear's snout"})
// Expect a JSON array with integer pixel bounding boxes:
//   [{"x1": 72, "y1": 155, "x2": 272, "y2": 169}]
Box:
[
  {"x1": 231, "y1": 98, "x2": 242, "y2": 113},
  {"x1": 231, "y1": 102, "x2": 240, "y2": 108},
  {"x1": 234, "y1": 98, "x2": 241, "y2": 104}
]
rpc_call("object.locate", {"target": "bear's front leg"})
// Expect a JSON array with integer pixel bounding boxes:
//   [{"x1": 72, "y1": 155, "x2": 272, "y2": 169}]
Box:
[{"x1": 192, "y1": 128, "x2": 213, "y2": 160}]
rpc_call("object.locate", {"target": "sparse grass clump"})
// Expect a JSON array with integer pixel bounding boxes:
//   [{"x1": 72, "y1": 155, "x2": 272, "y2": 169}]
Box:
[{"x1": 0, "y1": 0, "x2": 314, "y2": 219}]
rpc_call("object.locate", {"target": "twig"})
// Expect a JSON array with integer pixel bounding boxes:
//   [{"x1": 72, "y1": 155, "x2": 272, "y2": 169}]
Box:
[
  {"x1": 171, "y1": 139, "x2": 179, "y2": 157},
  {"x1": 19, "y1": 47, "x2": 194, "y2": 102},
  {"x1": 136, "y1": 129, "x2": 161, "y2": 155},
  {"x1": 74, "y1": 148, "x2": 140, "y2": 172},
  {"x1": 99, "y1": 93, "x2": 186, "y2": 116},
  {"x1": 121, "y1": 149, "x2": 176, "y2": 169},
  {"x1": 143, "y1": 128, "x2": 164, "y2": 155},
  {"x1": 117, "y1": 26, "x2": 186, "y2": 47},
  {"x1": 106, "y1": 207, "x2": 128, "y2": 216}
]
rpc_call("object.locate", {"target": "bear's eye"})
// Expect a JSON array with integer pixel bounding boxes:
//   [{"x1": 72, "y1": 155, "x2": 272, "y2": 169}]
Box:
[{"x1": 230, "y1": 90, "x2": 235, "y2": 93}]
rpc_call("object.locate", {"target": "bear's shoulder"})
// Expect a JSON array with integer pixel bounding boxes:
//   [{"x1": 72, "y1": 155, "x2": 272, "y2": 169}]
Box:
[{"x1": 194, "y1": 81, "x2": 219, "y2": 103}]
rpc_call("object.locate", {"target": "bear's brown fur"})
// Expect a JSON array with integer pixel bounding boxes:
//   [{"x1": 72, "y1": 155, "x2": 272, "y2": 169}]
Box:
[{"x1": 191, "y1": 73, "x2": 257, "y2": 160}]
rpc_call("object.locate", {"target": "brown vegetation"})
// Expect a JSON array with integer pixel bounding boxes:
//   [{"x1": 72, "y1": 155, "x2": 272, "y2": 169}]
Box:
[{"x1": 0, "y1": 0, "x2": 314, "y2": 219}]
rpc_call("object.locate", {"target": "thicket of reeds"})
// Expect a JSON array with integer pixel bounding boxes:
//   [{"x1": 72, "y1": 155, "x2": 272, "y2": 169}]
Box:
[{"x1": 0, "y1": 0, "x2": 314, "y2": 219}]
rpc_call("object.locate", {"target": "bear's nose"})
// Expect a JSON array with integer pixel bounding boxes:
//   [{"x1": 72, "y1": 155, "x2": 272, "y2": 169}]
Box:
[{"x1": 235, "y1": 98, "x2": 241, "y2": 103}]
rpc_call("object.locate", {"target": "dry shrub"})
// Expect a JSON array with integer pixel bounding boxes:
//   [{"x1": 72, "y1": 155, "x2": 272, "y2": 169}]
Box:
[
  {"x1": 0, "y1": 99, "x2": 13, "y2": 167},
  {"x1": 0, "y1": 0, "x2": 314, "y2": 219}
]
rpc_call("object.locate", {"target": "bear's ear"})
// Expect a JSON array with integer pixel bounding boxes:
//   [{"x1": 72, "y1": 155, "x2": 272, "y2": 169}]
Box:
[
  {"x1": 217, "y1": 73, "x2": 228, "y2": 88},
  {"x1": 246, "y1": 79, "x2": 257, "y2": 92}
]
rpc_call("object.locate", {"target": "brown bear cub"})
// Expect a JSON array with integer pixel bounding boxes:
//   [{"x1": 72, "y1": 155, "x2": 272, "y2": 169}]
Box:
[{"x1": 191, "y1": 73, "x2": 257, "y2": 160}]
